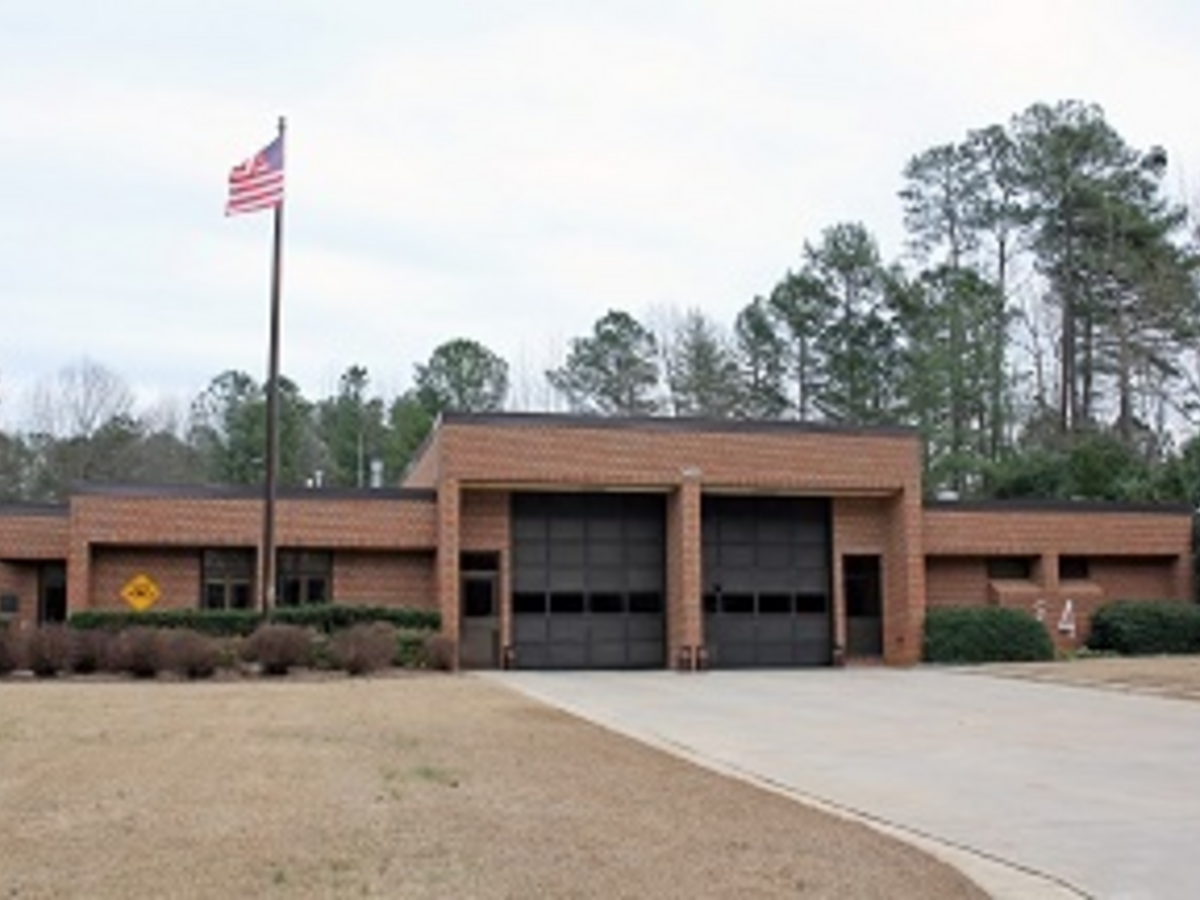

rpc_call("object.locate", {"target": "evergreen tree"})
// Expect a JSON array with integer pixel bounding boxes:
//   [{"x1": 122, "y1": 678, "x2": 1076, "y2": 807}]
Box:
[{"x1": 546, "y1": 310, "x2": 662, "y2": 415}]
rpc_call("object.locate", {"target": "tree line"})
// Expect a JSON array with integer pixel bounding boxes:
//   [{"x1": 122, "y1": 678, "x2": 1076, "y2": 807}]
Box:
[{"x1": 4, "y1": 99, "x2": 1200, "y2": 506}]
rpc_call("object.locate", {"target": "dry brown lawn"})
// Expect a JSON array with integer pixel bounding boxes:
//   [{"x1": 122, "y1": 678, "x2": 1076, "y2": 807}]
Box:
[
  {"x1": 978, "y1": 654, "x2": 1200, "y2": 702},
  {"x1": 0, "y1": 673, "x2": 986, "y2": 899}
]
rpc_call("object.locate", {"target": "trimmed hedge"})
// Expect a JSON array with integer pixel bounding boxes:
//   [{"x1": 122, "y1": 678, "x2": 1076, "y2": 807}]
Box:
[
  {"x1": 1086, "y1": 600, "x2": 1200, "y2": 656},
  {"x1": 924, "y1": 606, "x2": 1055, "y2": 664},
  {"x1": 69, "y1": 604, "x2": 439, "y2": 637},
  {"x1": 70, "y1": 609, "x2": 260, "y2": 636},
  {"x1": 267, "y1": 604, "x2": 439, "y2": 634}
]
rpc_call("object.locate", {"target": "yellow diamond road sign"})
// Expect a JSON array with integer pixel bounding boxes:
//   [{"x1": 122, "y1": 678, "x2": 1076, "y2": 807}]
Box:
[{"x1": 121, "y1": 574, "x2": 161, "y2": 612}]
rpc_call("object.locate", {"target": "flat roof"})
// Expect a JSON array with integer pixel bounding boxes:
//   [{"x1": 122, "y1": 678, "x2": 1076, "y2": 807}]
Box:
[
  {"x1": 924, "y1": 498, "x2": 1194, "y2": 516},
  {"x1": 0, "y1": 502, "x2": 68, "y2": 518},
  {"x1": 438, "y1": 411, "x2": 919, "y2": 439},
  {"x1": 69, "y1": 484, "x2": 437, "y2": 503}
]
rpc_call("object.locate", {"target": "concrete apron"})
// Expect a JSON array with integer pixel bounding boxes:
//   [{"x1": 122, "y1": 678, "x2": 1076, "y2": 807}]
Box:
[{"x1": 483, "y1": 668, "x2": 1200, "y2": 900}]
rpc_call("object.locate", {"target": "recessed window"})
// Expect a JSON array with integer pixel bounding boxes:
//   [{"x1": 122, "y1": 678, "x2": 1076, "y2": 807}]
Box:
[
  {"x1": 1059, "y1": 556, "x2": 1090, "y2": 580},
  {"x1": 277, "y1": 550, "x2": 332, "y2": 607},
  {"x1": 201, "y1": 549, "x2": 255, "y2": 611},
  {"x1": 986, "y1": 557, "x2": 1033, "y2": 580}
]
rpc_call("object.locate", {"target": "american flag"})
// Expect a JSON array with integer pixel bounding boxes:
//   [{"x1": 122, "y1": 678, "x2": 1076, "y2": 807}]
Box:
[{"x1": 226, "y1": 135, "x2": 284, "y2": 215}]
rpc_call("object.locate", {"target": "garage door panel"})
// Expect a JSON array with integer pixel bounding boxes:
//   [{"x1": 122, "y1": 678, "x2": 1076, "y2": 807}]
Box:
[
  {"x1": 512, "y1": 493, "x2": 665, "y2": 670},
  {"x1": 627, "y1": 640, "x2": 665, "y2": 668},
  {"x1": 627, "y1": 615, "x2": 663, "y2": 641},
  {"x1": 703, "y1": 496, "x2": 831, "y2": 668},
  {"x1": 513, "y1": 616, "x2": 549, "y2": 643},
  {"x1": 547, "y1": 642, "x2": 588, "y2": 668},
  {"x1": 589, "y1": 617, "x2": 627, "y2": 643}
]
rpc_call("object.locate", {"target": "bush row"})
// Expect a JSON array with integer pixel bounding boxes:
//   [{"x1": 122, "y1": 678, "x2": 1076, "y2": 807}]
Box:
[
  {"x1": 67, "y1": 604, "x2": 440, "y2": 636},
  {"x1": 923, "y1": 606, "x2": 1055, "y2": 664},
  {"x1": 1086, "y1": 601, "x2": 1200, "y2": 656},
  {"x1": 0, "y1": 623, "x2": 455, "y2": 679}
]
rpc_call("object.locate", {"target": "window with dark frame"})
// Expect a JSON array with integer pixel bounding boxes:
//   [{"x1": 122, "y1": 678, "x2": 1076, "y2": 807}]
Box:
[
  {"x1": 1059, "y1": 556, "x2": 1090, "y2": 580},
  {"x1": 986, "y1": 557, "x2": 1034, "y2": 580},
  {"x1": 201, "y1": 549, "x2": 255, "y2": 611},
  {"x1": 276, "y1": 550, "x2": 333, "y2": 607}
]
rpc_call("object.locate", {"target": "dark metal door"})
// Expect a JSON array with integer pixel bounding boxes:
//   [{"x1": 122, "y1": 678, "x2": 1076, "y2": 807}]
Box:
[
  {"x1": 460, "y1": 574, "x2": 499, "y2": 668},
  {"x1": 38, "y1": 563, "x2": 67, "y2": 624},
  {"x1": 844, "y1": 555, "x2": 883, "y2": 658},
  {"x1": 511, "y1": 493, "x2": 665, "y2": 669},
  {"x1": 702, "y1": 496, "x2": 832, "y2": 667}
]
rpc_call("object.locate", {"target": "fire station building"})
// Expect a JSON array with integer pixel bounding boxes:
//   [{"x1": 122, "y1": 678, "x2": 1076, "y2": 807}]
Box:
[{"x1": 0, "y1": 413, "x2": 1192, "y2": 668}]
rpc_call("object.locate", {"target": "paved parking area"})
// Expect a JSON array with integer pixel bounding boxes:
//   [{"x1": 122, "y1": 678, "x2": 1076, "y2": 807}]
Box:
[{"x1": 486, "y1": 668, "x2": 1200, "y2": 900}]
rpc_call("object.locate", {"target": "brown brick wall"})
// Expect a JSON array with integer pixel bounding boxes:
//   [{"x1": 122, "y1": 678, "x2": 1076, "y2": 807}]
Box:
[
  {"x1": 431, "y1": 420, "x2": 922, "y2": 494},
  {"x1": 926, "y1": 557, "x2": 991, "y2": 608},
  {"x1": 1088, "y1": 557, "x2": 1178, "y2": 600},
  {"x1": 0, "y1": 563, "x2": 40, "y2": 628},
  {"x1": 91, "y1": 547, "x2": 201, "y2": 612},
  {"x1": 923, "y1": 507, "x2": 1191, "y2": 558},
  {"x1": 333, "y1": 551, "x2": 436, "y2": 609},
  {"x1": 0, "y1": 510, "x2": 69, "y2": 559},
  {"x1": 925, "y1": 552, "x2": 1186, "y2": 652},
  {"x1": 71, "y1": 495, "x2": 436, "y2": 549}
]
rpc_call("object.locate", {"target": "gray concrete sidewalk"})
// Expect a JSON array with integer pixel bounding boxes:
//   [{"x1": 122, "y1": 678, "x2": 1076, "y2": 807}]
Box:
[{"x1": 484, "y1": 669, "x2": 1200, "y2": 900}]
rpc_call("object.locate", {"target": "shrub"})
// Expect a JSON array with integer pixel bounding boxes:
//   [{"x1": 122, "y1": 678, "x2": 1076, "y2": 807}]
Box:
[
  {"x1": 105, "y1": 627, "x2": 164, "y2": 678},
  {"x1": 70, "y1": 609, "x2": 261, "y2": 637},
  {"x1": 69, "y1": 628, "x2": 107, "y2": 674},
  {"x1": 0, "y1": 627, "x2": 18, "y2": 676},
  {"x1": 24, "y1": 625, "x2": 75, "y2": 677},
  {"x1": 396, "y1": 630, "x2": 430, "y2": 668},
  {"x1": 160, "y1": 629, "x2": 221, "y2": 679},
  {"x1": 1086, "y1": 601, "x2": 1200, "y2": 656},
  {"x1": 269, "y1": 604, "x2": 440, "y2": 634},
  {"x1": 70, "y1": 605, "x2": 440, "y2": 637},
  {"x1": 329, "y1": 622, "x2": 398, "y2": 676},
  {"x1": 244, "y1": 624, "x2": 313, "y2": 675},
  {"x1": 423, "y1": 633, "x2": 458, "y2": 671},
  {"x1": 924, "y1": 606, "x2": 1055, "y2": 664}
]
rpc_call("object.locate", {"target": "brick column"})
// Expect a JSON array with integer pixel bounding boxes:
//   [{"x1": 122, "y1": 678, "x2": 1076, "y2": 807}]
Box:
[
  {"x1": 436, "y1": 479, "x2": 461, "y2": 661},
  {"x1": 884, "y1": 485, "x2": 925, "y2": 666},
  {"x1": 66, "y1": 531, "x2": 91, "y2": 617},
  {"x1": 1172, "y1": 553, "x2": 1192, "y2": 602},
  {"x1": 666, "y1": 472, "x2": 703, "y2": 669},
  {"x1": 1039, "y1": 552, "x2": 1060, "y2": 593}
]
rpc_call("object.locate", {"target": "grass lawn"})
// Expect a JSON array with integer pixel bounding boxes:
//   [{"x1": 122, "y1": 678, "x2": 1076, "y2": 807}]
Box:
[{"x1": 0, "y1": 673, "x2": 985, "y2": 899}]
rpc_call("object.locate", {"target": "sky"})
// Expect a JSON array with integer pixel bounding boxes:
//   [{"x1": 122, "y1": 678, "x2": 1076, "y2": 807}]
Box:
[{"x1": 2, "y1": 1, "x2": 1200, "y2": 426}]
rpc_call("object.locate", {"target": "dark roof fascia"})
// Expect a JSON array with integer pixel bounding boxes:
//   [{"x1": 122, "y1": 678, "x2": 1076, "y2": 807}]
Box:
[
  {"x1": 437, "y1": 411, "x2": 918, "y2": 440},
  {"x1": 924, "y1": 498, "x2": 1195, "y2": 516},
  {"x1": 69, "y1": 484, "x2": 437, "y2": 503},
  {"x1": 0, "y1": 502, "x2": 69, "y2": 518}
]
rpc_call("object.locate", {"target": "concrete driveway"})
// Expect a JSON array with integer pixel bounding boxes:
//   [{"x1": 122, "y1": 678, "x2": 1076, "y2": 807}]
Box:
[{"x1": 485, "y1": 668, "x2": 1200, "y2": 900}]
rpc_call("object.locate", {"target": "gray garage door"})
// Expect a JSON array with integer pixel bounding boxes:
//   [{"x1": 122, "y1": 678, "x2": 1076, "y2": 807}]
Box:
[
  {"x1": 703, "y1": 496, "x2": 831, "y2": 667},
  {"x1": 512, "y1": 493, "x2": 665, "y2": 669}
]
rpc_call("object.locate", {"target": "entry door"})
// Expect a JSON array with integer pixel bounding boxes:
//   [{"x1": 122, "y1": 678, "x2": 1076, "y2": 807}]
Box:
[
  {"x1": 844, "y1": 555, "x2": 883, "y2": 658},
  {"x1": 39, "y1": 563, "x2": 67, "y2": 624},
  {"x1": 459, "y1": 574, "x2": 499, "y2": 668}
]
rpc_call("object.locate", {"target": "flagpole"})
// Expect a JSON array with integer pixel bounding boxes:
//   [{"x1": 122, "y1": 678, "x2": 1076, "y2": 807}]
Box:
[{"x1": 260, "y1": 115, "x2": 286, "y2": 614}]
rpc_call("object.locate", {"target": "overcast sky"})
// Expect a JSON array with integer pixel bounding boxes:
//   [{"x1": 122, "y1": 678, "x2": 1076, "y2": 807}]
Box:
[{"x1": 2, "y1": 1, "x2": 1199, "y2": 424}]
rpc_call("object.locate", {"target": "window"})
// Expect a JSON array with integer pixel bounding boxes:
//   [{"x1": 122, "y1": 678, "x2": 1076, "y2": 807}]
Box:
[
  {"x1": 202, "y1": 550, "x2": 255, "y2": 610},
  {"x1": 1059, "y1": 556, "x2": 1090, "y2": 580},
  {"x1": 986, "y1": 557, "x2": 1033, "y2": 580},
  {"x1": 277, "y1": 550, "x2": 332, "y2": 607}
]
